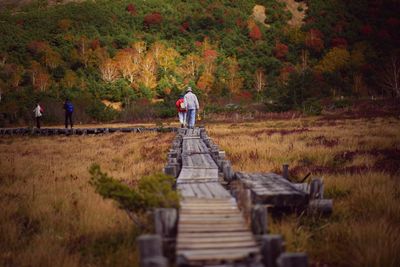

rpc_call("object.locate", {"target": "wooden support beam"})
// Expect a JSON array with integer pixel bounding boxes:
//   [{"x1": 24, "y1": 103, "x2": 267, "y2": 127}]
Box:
[
  {"x1": 251, "y1": 205, "x2": 268, "y2": 236},
  {"x1": 154, "y1": 208, "x2": 178, "y2": 238},
  {"x1": 276, "y1": 252, "x2": 308, "y2": 267},
  {"x1": 137, "y1": 235, "x2": 168, "y2": 267},
  {"x1": 308, "y1": 199, "x2": 333, "y2": 215},
  {"x1": 309, "y1": 178, "x2": 323, "y2": 199},
  {"x1": 282, "y1": 164, "x2": 289, "y2": 180},
  {"x1": 261, "y1": 234, "x2": 283, "y2": 267}
]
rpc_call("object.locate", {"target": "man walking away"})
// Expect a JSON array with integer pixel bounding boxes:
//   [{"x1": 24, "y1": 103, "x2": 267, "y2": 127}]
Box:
[
  {"x1": 64, "y1": 99, "x2": 74, "y2": 129},
  {"x1": 184, "y1": 87, "x2": 199, "y2": 129},
  {"x1": 33, "y1": 102, "x2": 43, "y2": 129},
  {"x1": 176, "y1": 94, "x2": 187, "y2": 128}
]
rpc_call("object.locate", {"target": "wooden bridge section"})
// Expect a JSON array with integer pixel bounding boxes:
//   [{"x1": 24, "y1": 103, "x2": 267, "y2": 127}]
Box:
[
  {"x1": 139, "y1": 127, "x2": 333, "y2": 267},
  {"x1": 175, "y1": 128, "x2": 260, "y2": 265}
]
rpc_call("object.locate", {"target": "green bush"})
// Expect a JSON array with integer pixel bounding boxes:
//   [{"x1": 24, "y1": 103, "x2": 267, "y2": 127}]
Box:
[
  {"x1": 89, "y1": 164, "x2": 179, "y2": 214},
  {"x1": 85, "y1": 100, "x2": 119, "y2": 122}
]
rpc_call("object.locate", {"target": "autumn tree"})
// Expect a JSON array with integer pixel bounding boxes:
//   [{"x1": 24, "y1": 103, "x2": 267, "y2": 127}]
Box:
[
  {"x1": 144, "y1": 12, "x2": 163, "y2": 27},
  {"x1": 61, "y1": 70, "x2": 78, "y2": 88},
  {"x1": 139, "y1": 52, "x2": 157, "y2": 90},
  {"x1": 274, "y1": 42, "x2": 289, "y2": 59},
  {"x1": 380, "y1": 55, "x2": 400, "y2": 98},
  {"x1": 316, "y1": 47, "x2": 350, "y2": 73},
  {"x1": 114, "y1": 48, "x2": 140, "y2": 84},
  {"x1": 178, "y1": 53, "x2": 202, "y2": 81},
  {"x1": 254, "y1": 68, "x2": 267, "y2": 94},
  {"x1": 225, "y1": 57, "x2": 243, "y2": 94},
  {"x1": 305, "y1": 29, "x2": 324, "y2": 53},
  {"x1": 158, "y1": 47, "x2": 179, "y2": 73},
  {"x1": 100, "y1": 58, "x2": 119, "y2": 82}
]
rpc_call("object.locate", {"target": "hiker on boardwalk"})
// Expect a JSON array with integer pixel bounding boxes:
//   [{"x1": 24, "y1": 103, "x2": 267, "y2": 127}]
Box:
[
  {"x1": 176, "y1": 94, "x2": 187, "y2": 128},
  {"x1": 33, "y1": 102, "x2": 43, "y2": 129},
  {"x1": 184, "y1": 87, "x2": 199, "y2": 129},
  {"x1": 63, "y1": 99, "x2": 74, "y2": 129}
]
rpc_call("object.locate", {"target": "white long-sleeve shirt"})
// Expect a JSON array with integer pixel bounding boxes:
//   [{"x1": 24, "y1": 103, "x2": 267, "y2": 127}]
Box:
[
  {"x1": 33, "y1": 105, "x2": 42, "y2": 117},
  {"x1": 184, "y1": 92, "x2": 199, "y2": 110}
]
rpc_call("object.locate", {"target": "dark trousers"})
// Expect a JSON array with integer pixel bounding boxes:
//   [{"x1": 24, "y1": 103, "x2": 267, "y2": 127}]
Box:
[
  {"x1": 65, "y1": 112, "x2": 73, "y2": 128},
  {"x1": 36, "y1": 116, "x2": 41, "y2": 129}
]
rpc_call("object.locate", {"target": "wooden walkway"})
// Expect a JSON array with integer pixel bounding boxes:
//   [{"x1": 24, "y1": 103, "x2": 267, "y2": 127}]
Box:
[
  {"x1": 175, "y1": 128, "x2": 260, "y2": 266},
  {"x1": 0, "y1": 127, "x2": 175, "y2": 136}
]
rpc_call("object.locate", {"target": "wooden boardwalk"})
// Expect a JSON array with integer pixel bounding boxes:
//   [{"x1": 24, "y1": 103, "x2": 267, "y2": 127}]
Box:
[
  {"x1": 0, "y1": 126, "x2": 175, "y2": 136},
  {"x1": 175, "y1": 128, "x2": 260, "y2": 266}
]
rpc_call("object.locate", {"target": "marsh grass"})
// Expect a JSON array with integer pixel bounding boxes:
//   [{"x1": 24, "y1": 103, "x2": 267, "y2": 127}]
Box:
[
  {"x1": 0, "y1": 132, "x2": 173, "y2": 267},
  {"x1": 208, "y1": 117, "x2": 400, "y2": 267}
]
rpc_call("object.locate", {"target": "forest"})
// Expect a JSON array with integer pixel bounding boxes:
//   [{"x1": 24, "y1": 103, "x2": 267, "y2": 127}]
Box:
[{"x1": 0, "y1": 0, "x2": 399, "y2": 125}]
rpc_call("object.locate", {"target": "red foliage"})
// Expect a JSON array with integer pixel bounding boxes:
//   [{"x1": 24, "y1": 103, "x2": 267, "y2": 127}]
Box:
[
  {"x1": 126, "y1": 4, "x2": 136, "y2": 15},
  {"x1": 274, "y1": 42, "x2": 289, "y2": 59},
  {"x1": 203, "y1": 49, "x2": 218, "y2": 60},
  {"x1": 180, "y1": 21, "x2": 189, "y2": 32},
  {"x1": 331, "y1": 37, "x2": 348, "y2": 48},
  {"x1": 387, "y1": 17, "x2": 400, "y2": 27},
  {"x1": 368, "y1": 7, "x2": 380, "y2": 18},
  {"x1": 360, "y1": 24, "x2": 373, "y2": 36},
  {"x1": 232, "y1": 91, "x2": 253, "y2": 104},
  {"x1": 27, "y1": 41, "x2": 48, "y2": 55},
  {"x1": 249, "y1": 25, "x2": 262, "y2": 41},
  {"x1": 313, "y1": 71, "x2": 325, "y2": 83},
  {"x1": 144, "y1": 12, "x2": 163, "y2": 26},
  {"x1": 377, "y1": 29, "x2": 390, "y2": 40},
  {"x1": 305, "y1": 29, "x2": 324, "y2": 52},
  {"x1": 194, "y1": 41, "x2": 202, "y2": 47},
  {"x1": 235, "y1": 18, "x2": 244, "y2": 27},
  {"x1": 333, "y1": 22, "x2": 345, "y2": 34},
  {"x1": 91, "y1": 39, "x2": 100, "y2": 50},
  {"x1": 16, "y1": 19, "x2": 24, "y2": 27}
]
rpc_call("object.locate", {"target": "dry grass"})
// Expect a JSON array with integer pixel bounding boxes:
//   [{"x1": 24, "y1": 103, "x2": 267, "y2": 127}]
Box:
[
  {"x1": 208, "y1": 116, "x2": 400, "y2": 267},
  {"x1": 0, "y1": 132, "x2": 173, "y2": 267}
]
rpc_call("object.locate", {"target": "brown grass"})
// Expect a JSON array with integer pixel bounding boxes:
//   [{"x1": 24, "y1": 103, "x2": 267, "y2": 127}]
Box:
[
  {"x1": 208, "y1": 116, "x2": 400, "y2": 267},
  {"x1": 0, "y1": 132, "x2": 173, "y2": 267}
]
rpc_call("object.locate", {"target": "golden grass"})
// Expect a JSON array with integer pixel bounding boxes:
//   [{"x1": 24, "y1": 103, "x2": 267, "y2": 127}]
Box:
[
  {"x1": 0, "y1": 132, "x2": 173, "y2": 267},
  {"x1": 208, "y1": 117, "x2": 400, "y2": 267}
]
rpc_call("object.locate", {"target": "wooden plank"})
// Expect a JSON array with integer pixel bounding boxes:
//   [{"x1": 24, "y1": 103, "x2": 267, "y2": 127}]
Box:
[
  {"x1": 197, "y1": 183, "x2": 213, "y2": 199},
  {"x1": 178, "y1": 235, "x2": 255, "y2": 244},
  {"x1": 177, "y1": 184, "x2": 196, "y2": 198},
  {"x1": 178, "y1": 231, "x2": 253, "y2": 238},
  {"x1": 177, "y1": 241, "x2": 257, "y2": 250},
  {"x1": 178, "y1": 225, "x2": 249, "y2": 233},
  {"x1": 178, "y1": 247, "x2": 259, "y2": 261}
]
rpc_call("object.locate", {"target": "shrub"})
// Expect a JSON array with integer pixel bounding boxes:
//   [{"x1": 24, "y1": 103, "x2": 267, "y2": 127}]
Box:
[{"x1": 89, "y1": 164, "x2": 179, "y2": 228}]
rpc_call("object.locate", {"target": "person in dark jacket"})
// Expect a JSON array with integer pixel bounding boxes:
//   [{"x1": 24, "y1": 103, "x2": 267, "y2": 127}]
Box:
[{"x1": 63, "y1": 99, "x2": 74, "y2": 128}]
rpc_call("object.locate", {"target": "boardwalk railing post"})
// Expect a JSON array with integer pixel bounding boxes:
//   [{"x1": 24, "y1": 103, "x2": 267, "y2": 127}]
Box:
[
  {"x1": 261, "y1": 234, "x2": 284, "y2": 267},
  {"x1": 251, "y1": 204, "x2": 268, "y2": 236},
  {"x1": 276, "y1": 252, "x2": 308, "y2": 267},
  {"x1": 309, "y1": 178, "x2": 323, "y2": 199},
  {"x1": 154, "y1": 208, "x2": 178, "y2": 238},
  {"x1": 282, "y1": 163, "x2": 289, "y2": 180},
  {"x1": 137, "y1": 234, "x2": 168, "y2": 267}
]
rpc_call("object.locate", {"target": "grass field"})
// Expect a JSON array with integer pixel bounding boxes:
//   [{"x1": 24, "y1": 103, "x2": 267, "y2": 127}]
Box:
[
  {"x1": 1, "y1": 116, "x2": 399, "y2": 267},
  {"x1": 0, "y1": 132, "x2": 174, "y2": 267},
  {"x1": 208, "y1": 116, "x2": 400, "y2": 267}
]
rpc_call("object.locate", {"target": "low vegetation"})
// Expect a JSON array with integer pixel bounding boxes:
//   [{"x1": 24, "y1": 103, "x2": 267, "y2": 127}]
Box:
[
  {"x1": 0, "y1": 131, "x2": 174, "y2": 267},
  {"x1": 209, "y1": 116, "x2": 400, "y2": 267}
]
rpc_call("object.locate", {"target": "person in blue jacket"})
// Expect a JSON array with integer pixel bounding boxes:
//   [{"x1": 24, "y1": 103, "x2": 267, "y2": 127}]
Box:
[{"x1": 63, "y1": 98, "x2": 74, "y2": 129}]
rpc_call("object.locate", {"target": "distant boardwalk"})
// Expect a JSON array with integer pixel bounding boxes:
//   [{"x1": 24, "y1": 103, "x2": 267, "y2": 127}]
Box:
[{"x1": 0, "y1": 127, "x2": 176, "y2": 136}]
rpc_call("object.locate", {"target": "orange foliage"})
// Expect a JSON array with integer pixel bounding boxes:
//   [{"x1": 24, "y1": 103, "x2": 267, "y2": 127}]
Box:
[
  {"x1": 249, "y1": 25, "x2": 262, "y2": 41},
  {"x1": 144, "y1": 12, "x2": 163, "y2": 26},
  {"x1": 305, "y1": 29, "x2": 324, "y2": 52},
  {"x1": 274, "y1": 42, "x2": 289, "y2": 59}
]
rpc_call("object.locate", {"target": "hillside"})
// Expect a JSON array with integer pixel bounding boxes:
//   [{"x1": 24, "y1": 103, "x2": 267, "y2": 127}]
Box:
[{"x1": 0, "y1": 0, "x2": 399, "y2": 125}]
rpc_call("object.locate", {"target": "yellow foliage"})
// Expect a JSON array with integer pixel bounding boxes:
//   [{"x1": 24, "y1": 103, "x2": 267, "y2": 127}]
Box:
[{"x1": 316, "y1": 47, "x2": 350, "y2": 73}]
